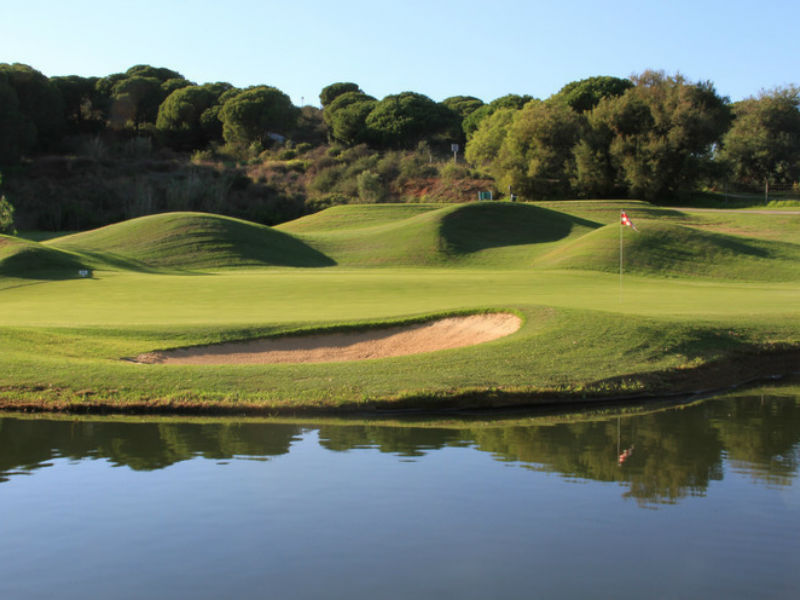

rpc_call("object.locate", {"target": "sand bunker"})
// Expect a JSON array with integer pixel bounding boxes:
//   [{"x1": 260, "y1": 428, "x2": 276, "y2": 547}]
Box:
[{"x1": 133, "y1": 313, "x2": 521, "y2": 365}]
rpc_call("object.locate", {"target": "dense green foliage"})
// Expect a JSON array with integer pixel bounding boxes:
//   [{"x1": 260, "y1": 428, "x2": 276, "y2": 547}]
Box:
[
  {"x1": 109, "y1": 76, "x2": 165, "y2": 129},
  {"x1": 323, "y1": 91, "x2": 377, "y2": 145},
  {"x1": 462, "y1": 94, "x2": 534, "y2": 138},
  {"x1": 0, "y1": 63, "x2": 64, "y2": 161},
  {"x1": 465, "y1": 71, "x2": 735, "y2": 200},
  {"x1": 0, "y1": 62, "x2": 799, "y2": 231},
  {"x1": 721, "y1": 86, "x2": 800, "y2": 191},
  {"x1": 441, "y1": 95, "x2": 484, "y2": 119},
  {"x1": 0, "y1": 195, "x2": 15, "y2": 234},
  {"x1": 0, "y1": 174, "x2": 14, "y2": 234},
  {"x1": 551, "y1": 75, "x2": 633, "y2": 112},
  {"x1": 319, "y1": 82, "x2": 361, "y2": 107},
  {"x1": 218, "y1": 86, "x2": 299, "y2": 146},
  {"x1": 593, "y1": 71, "x2": 731, "y2": 200},
  {"x1": 464, "y1": 108, "x2": 517, "y2": 168},
  {"x1": 365, "y1": 92, "x2": 459, "y2": 148},
  {"x1": 495, "y1": 101, "x2": 584, "y2": 198},
  {"x1": 50, "y1": 74, "x2": 100, "y2": 135},
  {"x1": 156, "y1": 83, "x2": 231, "y2": 149},
  {"x1": 105, "y1": 65, "x2": 191, "y2": 130}
]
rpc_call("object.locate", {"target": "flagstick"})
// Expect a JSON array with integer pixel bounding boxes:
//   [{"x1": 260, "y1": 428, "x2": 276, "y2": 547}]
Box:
[{"x1": 619, "y1": 210, "x2": 623, "y2": 303}]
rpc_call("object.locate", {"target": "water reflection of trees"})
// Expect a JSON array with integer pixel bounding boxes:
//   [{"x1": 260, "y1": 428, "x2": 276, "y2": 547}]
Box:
[
  {"x1": 711, "y1": 397, "x2": 800, "y2": 486},
  {"x1": 317, "y1": 425, "x2": 465, "y2": 456},
  {"x1": 470, "y1": 411, "x2": 725, "y2": 506},
  {"x1": 315, "y1": 396, "x2": 799, "y2": 506},
  {"x1": 0, "y1": 420, "x2": 302, "y2": 481},
  {"x1": 0, "y1": 395, "x2": 798, "y2": 506}
]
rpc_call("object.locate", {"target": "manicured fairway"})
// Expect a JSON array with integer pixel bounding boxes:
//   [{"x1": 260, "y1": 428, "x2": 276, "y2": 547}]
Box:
[
  {"x1": 1, "y1": 268, "x2": 798, "y2": 327},
  {"x1": 1, "y1": 201, "x2": 798, "y2": 413}
]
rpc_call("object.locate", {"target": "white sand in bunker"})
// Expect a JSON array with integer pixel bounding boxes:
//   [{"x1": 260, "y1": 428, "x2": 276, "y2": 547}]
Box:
[{"x1": 134, "y1": 313, "x2": 522, "y2": 365}]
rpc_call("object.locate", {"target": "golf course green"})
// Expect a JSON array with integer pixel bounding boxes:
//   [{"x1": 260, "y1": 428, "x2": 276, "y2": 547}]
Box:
[{"x1": 1, "y1": 200, "x2": 798, "y2": 414}]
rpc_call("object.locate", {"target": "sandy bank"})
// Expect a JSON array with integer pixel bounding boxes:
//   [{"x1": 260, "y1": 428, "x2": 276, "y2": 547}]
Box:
[{"x1": 133, "y1": 313, "x2": 522, "y2": 365}]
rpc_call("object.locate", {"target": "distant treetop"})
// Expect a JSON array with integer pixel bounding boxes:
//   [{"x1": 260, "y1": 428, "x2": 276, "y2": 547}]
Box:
[
  {"x1": 320, "y1": 82, "x2": 362, "y2": 107},
  {"x1": 550, "y1": 75, "x2": 633, "y2": 112},
  {"x1": 462, "y1": 94, "x2": 534, "y2": 138},
  {"x1": 125, "y1": 65, "x2": 187, "y2": 83}
]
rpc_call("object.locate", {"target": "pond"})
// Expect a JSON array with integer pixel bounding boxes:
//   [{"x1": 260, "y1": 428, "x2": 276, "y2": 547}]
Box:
[{"x1": 1, "y1": 385, "x2": 799, "y2": 599}]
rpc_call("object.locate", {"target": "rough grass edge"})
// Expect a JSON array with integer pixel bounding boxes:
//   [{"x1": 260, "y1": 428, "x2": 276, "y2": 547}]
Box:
[{"x1": 1, "y1": 345, "x2": 798, "y2": 418}]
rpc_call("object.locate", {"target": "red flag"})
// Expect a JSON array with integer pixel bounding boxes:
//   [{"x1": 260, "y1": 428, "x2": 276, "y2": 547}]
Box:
[
  {"x1": 618, "y1": 446, "x2": 635, "y2": 465},
  {"x1": 620, "y1": 211, "x2": 638, "y2": 231}
]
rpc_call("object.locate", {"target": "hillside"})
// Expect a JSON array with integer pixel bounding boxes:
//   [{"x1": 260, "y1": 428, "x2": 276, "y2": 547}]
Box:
[
  {"x1": 47, "y1": 212, "x2": 335, "y2": 271},
  {"x1": 283, "y1": 202, "x2": 601, "y2": 267},
  {"x1": 535, "y1": 220, "x2": 800, "y2": 281},
  {"x1": 3, "y1": 203, "x2": 794, "y2": 281},
  {"x1": 0, "y1": 235, "x2": 90, "y2": 278}
]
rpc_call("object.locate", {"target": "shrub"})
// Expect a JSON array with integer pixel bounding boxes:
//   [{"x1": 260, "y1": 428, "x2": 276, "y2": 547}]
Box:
[
  {"x1": 0, "y1": 194, "x2": 16, "y2": 234},
  {"x1": 284, "y1": 159, "x2": 308, "y2": 173},
  {"x1": 399, "y1": 153, "x2": 437, "y2": 181},
  {"x1": 376, "y1": 152, "x2": 401, "y2": 181},
  {"x1": 309, "y1": 166, "x2": 343, "y2": 194},
  {"x1": 356, "y1": 170, "x2": 386, "y2": 203},
  {"x1": 440, "y1": 162, "x2": 471, "y2": 180},
  {"x1": 191, "y1": 148, "x2": 215, "y2": 163},
  {"x1": 305, "y1": 193, "x2": 350, "y2": 212}
]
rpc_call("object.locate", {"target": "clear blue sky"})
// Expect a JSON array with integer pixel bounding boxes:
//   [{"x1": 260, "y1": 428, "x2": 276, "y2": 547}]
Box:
[{"x1": 2, "y1": 0, "x2": 798, "y2": 106}]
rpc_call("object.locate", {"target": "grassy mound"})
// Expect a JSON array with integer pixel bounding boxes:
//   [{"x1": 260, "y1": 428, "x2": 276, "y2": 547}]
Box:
[
  {"x1": 437, "y1": 202, "x2": 599, "y2": 255},
  {"x1": 1, "y1": 201, "x2": 798, "y2": 414},
  {"x1": 536, "y1": 220, "x2": 800, "y2": 281},
  {"x1": 289, "y1": 202, "x2": 600, "y2": 267},
  {"x1": 0, "y1": 235, "x2": 90, "y2": 279},
  {"x1": 276, "y1": 204, "x2": 442, "y2": 233},
  {"x1": 533, "y1": 200, "x2": 800, "y2": 244},
  {"x1": 48, "y1": 212, "x2": 335, "y2": 271}
]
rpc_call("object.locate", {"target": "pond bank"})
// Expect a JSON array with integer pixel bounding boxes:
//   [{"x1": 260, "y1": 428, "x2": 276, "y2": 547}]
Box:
[{"x1": 2, "y1": 346, "x2": 798, "y2": 417}]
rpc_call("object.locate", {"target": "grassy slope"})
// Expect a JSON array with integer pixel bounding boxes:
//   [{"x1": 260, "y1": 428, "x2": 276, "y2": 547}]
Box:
[
  {"x1": 1, "y1": 201, "x2": 799, "y2": 413},
  {"x1": 535, "y1": 220, "x2": 800, "y2": 281},
  {"x1": 279, "y1": 202, "x2": 600, "y2": 267},
  {"x1": 533, "y1": 201, "x2": 800, "y2": 244},
  {"x1": 0, "y1": 235, "x2": 90, "y2": 278},
  {"x1": 275, "y1": 203, "x2": 442, "y2": 232},
  {"x1": 48, "y1": 212, "x2": 334, "y2": 271},
  {"x1": 1, "y1": 303, "x2": 796, "y2": 411}
]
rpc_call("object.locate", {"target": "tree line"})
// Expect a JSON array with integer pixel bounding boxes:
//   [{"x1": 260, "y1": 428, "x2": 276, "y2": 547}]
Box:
[
  {"x1": 3, "y1": 395, "x2": 797, "y2": 503},
  {"x1": 1, "y1": 62, "x2": 799, "y2": 224}
]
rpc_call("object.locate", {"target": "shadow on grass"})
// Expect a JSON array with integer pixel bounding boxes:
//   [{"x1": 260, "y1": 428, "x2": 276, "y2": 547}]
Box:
[
  {"x1": 68, "y1": 249, "x2": 163, "y2": 273},
  {"x1": 439, "y1": 203, "x2": 601, "y2": 255},
  {"x1": 48, "y1": 214, "x2": 337, "y2": 270},
  {"x1": 667, "y1": 329, "x2": 752, "y2": 359},
  {"x1": 635, "y1": 226, "x2": 772, "y2": 259},
  {"x1": 0, "y1": 246, "x2": 91, "y2": 280},
  {"x1": 220, "y1": 226, "x2": 337, "y2": 268}
]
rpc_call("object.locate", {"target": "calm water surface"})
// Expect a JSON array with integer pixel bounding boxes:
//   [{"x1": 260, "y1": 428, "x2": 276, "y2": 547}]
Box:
[{"x1": 1, "y1": 389, "x2": 799, "y2": 599}]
